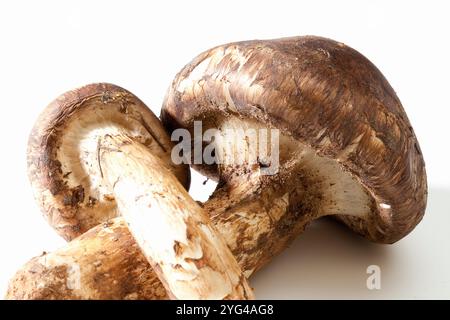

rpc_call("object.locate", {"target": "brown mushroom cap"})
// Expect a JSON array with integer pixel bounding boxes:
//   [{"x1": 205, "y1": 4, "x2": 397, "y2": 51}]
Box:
[
  {"x1": 28, "y1": 83, "x2": 190, "y2": 241},
  {"x1": 162, "y1": 36, "x2": 427, "y2": 244}
]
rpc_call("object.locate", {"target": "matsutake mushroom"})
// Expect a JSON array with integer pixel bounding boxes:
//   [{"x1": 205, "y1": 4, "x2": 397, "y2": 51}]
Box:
[{"x1": 161, "y1": 35, "x2": 427, "y2": 272}]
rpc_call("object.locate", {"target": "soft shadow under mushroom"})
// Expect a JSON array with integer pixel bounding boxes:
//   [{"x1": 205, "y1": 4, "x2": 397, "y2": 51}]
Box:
[{"x1": 252, "y1": 187, "x2": 450, "y2": 299}]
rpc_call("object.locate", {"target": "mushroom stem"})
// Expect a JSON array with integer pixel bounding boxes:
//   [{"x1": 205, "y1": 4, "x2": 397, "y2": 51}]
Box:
[
  {"x1": 201, "y1": 118, "x2": 373, "y2": 275},
  {"x1": 98, "y1": 134, "x2": 253, "y2": 300}
]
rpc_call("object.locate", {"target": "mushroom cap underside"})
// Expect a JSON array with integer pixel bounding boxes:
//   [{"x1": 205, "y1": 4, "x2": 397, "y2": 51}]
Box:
[{"x1": 28, "y1": 83, "x2": 191, "y2": 241}]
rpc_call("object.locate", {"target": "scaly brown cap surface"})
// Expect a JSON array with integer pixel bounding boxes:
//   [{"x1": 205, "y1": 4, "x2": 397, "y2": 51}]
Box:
[{"x1": 162, "y1": 36, "x2": 427, "y2": 244}]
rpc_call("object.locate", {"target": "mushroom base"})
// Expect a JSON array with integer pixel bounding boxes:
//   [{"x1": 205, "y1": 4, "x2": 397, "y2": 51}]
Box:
[{"x1": 6, "y1": 218, "x2": 167, "y2": 300}]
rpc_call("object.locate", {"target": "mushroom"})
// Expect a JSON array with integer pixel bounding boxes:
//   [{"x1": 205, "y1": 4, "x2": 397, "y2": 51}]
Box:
[
  {"x1": 7, "y1": 36, "x2": 427, "y2": 299},
  {"x1": 161, "y1": 37, "x2": 428, "y2": 266},
  {"x1": 23, "y1": 83, "x2": 253, "y2": 300},
  {"x1": 27, "y1": 83, "x2": 190, "y2": 240}
]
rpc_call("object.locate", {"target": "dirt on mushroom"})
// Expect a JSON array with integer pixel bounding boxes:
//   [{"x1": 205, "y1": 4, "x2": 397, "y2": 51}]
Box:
[{"x1": 7, "y1": 35, "x2": 427, "y2": 300}]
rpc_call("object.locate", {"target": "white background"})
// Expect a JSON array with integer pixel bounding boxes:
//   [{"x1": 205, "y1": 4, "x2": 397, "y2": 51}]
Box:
[{"x1": 0, "y1": 0, "x2": 449, "y2": 299}]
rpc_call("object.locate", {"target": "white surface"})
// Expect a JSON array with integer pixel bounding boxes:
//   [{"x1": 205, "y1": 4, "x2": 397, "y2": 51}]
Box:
[{"x1": 0, "y1": 0, "x2": 449, "y2": 299}]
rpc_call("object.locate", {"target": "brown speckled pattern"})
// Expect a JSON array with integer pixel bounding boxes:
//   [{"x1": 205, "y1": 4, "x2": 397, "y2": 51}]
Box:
[{"x1": 162, "y1": 36, "x2": 427, "y2": 244}]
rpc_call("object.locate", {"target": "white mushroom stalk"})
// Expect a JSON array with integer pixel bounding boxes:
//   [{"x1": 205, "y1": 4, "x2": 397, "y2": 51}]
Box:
[{"x1": 98, "y1": 134, "x2": 254, "y2": 300}]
